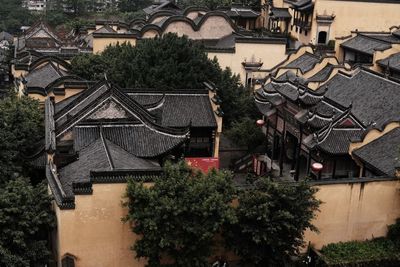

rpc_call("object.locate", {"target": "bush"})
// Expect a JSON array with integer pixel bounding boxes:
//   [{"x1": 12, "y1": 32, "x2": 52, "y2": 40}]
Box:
[
  {"x1": 320, "y1": 238, "x2": 400, "y2": 267},
  {"x1": 387, "y1": 219, "x2": 400, "y2": 245}
]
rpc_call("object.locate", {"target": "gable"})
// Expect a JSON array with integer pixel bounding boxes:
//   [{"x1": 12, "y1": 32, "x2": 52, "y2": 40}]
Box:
[
  {"x1": 86, "y1": 99, "x2": 132, "y2": 120},
  {"x1": 31, "y1": 29, "x2": 53, "y2": 39}
]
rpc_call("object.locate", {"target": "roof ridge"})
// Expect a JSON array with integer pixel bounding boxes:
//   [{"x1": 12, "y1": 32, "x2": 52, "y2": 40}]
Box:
[{"x1": 100, "y1": 125, "x2": 114, "y2": 170}]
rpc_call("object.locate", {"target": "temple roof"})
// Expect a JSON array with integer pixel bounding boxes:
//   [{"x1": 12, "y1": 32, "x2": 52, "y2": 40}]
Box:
[
  {"x1": 255, "y1": 68, "x2": 400, "y2": 156},
  {"x1": 126, "y1": 89, "x2": 218, "y2": 128},
  {"x1": 377, "y1": 52, "x2": 400, "y2": 73},
  {"x1": 340, "y1": 34, "x2": 394, "y2": 55},
  {"x1": 353, "y1": 127, "x2": 400, "y2": 176},
  {"x1": 225, "y1": 7, "x2": 260, "y2": 19},
  {"x1": 284, "y1": 52, "x2": 320, "y2": 73},
  {"x1": 307, "y1": 64, "x2": 334, "y2": 82},
  {"x1": 25, "y1": 62, "x2": 68, "y2": 89},
  {"x1": 323, "y1": 69, "x2": 400, "y2": 129},
  {"x1": 59, "y1": 132, "x2": 161, "y2": 196},
  {"x1": 269, "y1": 8, "x2": 292, "y2": 19},
  {"x1": 44, "y1": 81, "x2": 198, "y2": 209}
]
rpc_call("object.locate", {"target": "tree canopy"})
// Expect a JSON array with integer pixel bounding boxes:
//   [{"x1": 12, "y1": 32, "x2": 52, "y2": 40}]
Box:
[
  {"x1": 224, "y1": 177, "x2": 321, "y2": 266},
  {"x1": 0, "y1": 92, "x2": 53, "y2": 266},
  {"x1": 0, "y1": 0, "x2": 35, "y2": 33},
  {"x1": 70, "y1": 34, "x2": 258, "y2": 127},
  {"x1": 125, "y1": 162, "x2": 321, "y2": 266},
  {"x1": 0, "y1": 93, "x2": 44, "y2": 180},
  {"x1": 0, "y1": 177, "x2": 54, "y2": 267},
  {"x1": 124, "y1": 162, "x2": 236, "y2": 267}
]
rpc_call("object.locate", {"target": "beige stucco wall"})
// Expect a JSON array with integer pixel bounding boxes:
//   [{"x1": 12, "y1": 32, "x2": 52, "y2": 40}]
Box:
[
  {"x1": 310, "y1": 0, "x2": 400, "y2": 44},
  {"x1": 304, "y1": 179, "x2": 400, "y2": 249},
  {"x1": 56, "y1": 183, "x2": 148, "y2": 267},
  {"x1": 208, "y1": 42, "x2": 287, "y2": 83},
  {"x1": 93, "y1": 37, "x2": 137, "y2": 54},
  {"x1": 163, "y1": 16, "x2": 234, "y2": 40},
  {"x1": 56, "y1": 178, "x2": 400, "y2": 264}
]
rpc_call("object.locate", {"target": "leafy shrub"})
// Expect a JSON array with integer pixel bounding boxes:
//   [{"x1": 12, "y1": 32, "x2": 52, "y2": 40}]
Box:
[
  {"x1": 387, "y1": 218, "x2": 400, "y2": 244},
  {"x1": 320, "y1": 238, "x2": 400, "y2": 266}
]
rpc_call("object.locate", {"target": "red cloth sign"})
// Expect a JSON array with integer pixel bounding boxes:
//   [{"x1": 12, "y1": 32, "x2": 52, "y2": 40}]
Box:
[{"x1": 185, "y1": 157, "x2": 219, "y2": 173}]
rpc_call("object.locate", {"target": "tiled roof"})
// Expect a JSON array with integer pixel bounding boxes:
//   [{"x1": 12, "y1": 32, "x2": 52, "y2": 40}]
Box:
[
  {"x1": 270, "y1": 8, "x2": 291, "y2": 19},
  {"x1": 317, "y1": 128, "x2": 363, "y2": 155},
  {"x1": 364, "y1": 33, "x2": 400, "y2": 44},
  {"x1": 353, "y1": 127, "x2": 400, "y2": 176},
  {"x1": 93, "y1": 25, "x2": 116, "y2": 34},
  {"x1": 340, "y1": 34, "x2": 392, "y2": 55},
  {"x1": 323, "y1": 69, "x2": 400, "y2": 129},
  {"x1": 26, "y1": 62, "x2": 67, "y2": 89},
  {"x1": 377, "y1": 52, "x2": 400, "y2": 72},
  {"x1": 59, "y1": 135, "x2": 161, "y2": 196},
  {"x1": 74, "y1": 124, "x2": 186, "y2": 157},
  {"x1": 226, "y1": 7, "x2": 260, "y2": 18},
  {"x1": 285, "y1": 52, "x2": 320, "y2": 73},
  {"x1": 307, "y1": 64, "x2": 334, "y2": 82},
  {"x1": 0, "y1": 31, "x2": 13, "y2": 42},
  {"x1": 126, "y1": 89, "x2": 217, "y2": 128}
]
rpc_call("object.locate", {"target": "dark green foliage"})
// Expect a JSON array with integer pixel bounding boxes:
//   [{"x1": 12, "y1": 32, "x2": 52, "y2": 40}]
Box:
[
  {"x1": 72, "y1": 34, "x2": 219, "y2": 89},
  {"x1": 0, "y1": 177, "x2": 54, "y2": 267},
  {"x1": 224, "y1": 178, "x2": 321, "y2": 266},
  {"x1": 118, "y1": 0, "x2": 152, "y2": 12},
  {"x1": 124, "y1": 161, "x2": 236, "y2": 267},
  {"x1": 180, "y1": 0, "x2": 230, "y2": 10},
  {"x1": 225, "y1": 117, "x2": 265, "y2": 151},
  {"x1": 0, "y1": 93, "x2": 44, "y2": 180},
  {"x1": 387, "y1": 218, "x2": 400, "y2": 245},
  {"x1": 0, "y1": 0, "x2": 35, "y2": 33},
  {"x1": 70, "y1": 34, "x2": 256, "y2": 126},
  {"x1": 70, "y1": 53, "x2": 108, "y2": 81},
  {"x1": 320, "y1": 238, "x2": 400, "y2": 266}
]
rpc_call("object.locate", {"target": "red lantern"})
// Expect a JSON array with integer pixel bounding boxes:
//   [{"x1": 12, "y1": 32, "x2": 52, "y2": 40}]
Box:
[
  {"x1": 256, "y1": 119, "x2": 265, "y2": 127},
  {"x1": 311, "y1": 162, "x2": 323, "y2": 172}
]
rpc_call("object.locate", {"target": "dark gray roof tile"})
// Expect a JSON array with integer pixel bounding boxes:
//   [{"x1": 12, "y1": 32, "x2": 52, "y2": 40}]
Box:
[
  {"x1": 353, "y1": 127, "x2": 400, "y2": 176},
  {"x1": 341, "y1": 35, "x2": 392, "y2": 55},
  {"x1": 285, "y1": 52, "x2": 320, "y2": 73}
]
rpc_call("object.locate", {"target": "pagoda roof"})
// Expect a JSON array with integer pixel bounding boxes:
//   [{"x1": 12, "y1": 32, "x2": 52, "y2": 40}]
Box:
[{"x1": 353, "y1": 127, "x2": 400, "y2": 176}]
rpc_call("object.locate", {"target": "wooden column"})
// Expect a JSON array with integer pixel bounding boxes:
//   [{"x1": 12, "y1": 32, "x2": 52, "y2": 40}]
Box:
[
  {"x1": 306, "y1": 151, "x2": 311, "y2": 176},
  {"x1": 332, "y1": 159, "x2": 337, "y2": 179},
  {"x1": 294, "y1": 125, "x2": 303, "y2": 181},
  {"x1": 279, "y1": 117, "x2": 286, "y2": 177}
]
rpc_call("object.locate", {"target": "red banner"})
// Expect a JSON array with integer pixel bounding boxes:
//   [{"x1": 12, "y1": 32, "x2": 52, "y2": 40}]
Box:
[{"x1": 185, "y1": 157, "x2": 219, "y2": 173}]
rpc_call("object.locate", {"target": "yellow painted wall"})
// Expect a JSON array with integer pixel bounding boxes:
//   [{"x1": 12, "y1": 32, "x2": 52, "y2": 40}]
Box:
[
  {"x1": 56, "y1": 183, "x2": 148, "y2": 267},
  {"x1": 310, "y1": 0, "x2": 400, "y2": 44},
  {"x1": 304, "y1": 179, "x2": 400, "y2": 249},
  {"x1": 208, "y1": 42, "x2": 287, "y2": 83},
  {"x1": 93, "y1": 37, "x2": 137, "y2": 54},
  {"x1": 56, "y1": 178, "x2": 400, "y2": 264},
  {"x1": 162, "y1": 16, "x2": 234, "y2": 40}
]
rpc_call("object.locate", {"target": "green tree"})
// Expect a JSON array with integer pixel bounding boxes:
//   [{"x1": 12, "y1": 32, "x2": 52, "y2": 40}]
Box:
[
  {"x1": 124, "y1": 161, "x2": 236, "y2": 267},
  {"x1": 225, "y1": 116, "x2": 265, "y2": 151},
  {"x1": 70, "y1": 34, "x2": 257, "y2": 126},
  {"x1": 0, "y1": 0, "x2": 34, "y2": 33},
  {"x1": 224, "y1": 177, "x2": 321, "y2": 266},
  {"x1": 118, "y1": 0, "x2": 152, "y2": 12},
  {"x1": 63, "y1": 0, "x2": 89, "y2": 16},
  {"x1": 0, "y1": 93, "x2": 44, "y2": 180},
  {"x1": 0, "y1": 177, "x2": 54, "y2": 267}
]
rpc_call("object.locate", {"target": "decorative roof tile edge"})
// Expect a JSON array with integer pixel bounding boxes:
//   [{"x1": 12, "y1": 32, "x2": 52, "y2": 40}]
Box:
[
  {"x1": 46, "y1": 163, "x2": 75, "y2": 210},
  {"x1": 90, "y1": 169, "x2": 163, "y2": 184}
]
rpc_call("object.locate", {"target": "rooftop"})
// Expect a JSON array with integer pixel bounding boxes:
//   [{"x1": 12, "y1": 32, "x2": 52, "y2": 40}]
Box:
[{"x1": 353, "y1": 127, "x2": 400, "y2": 176}]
